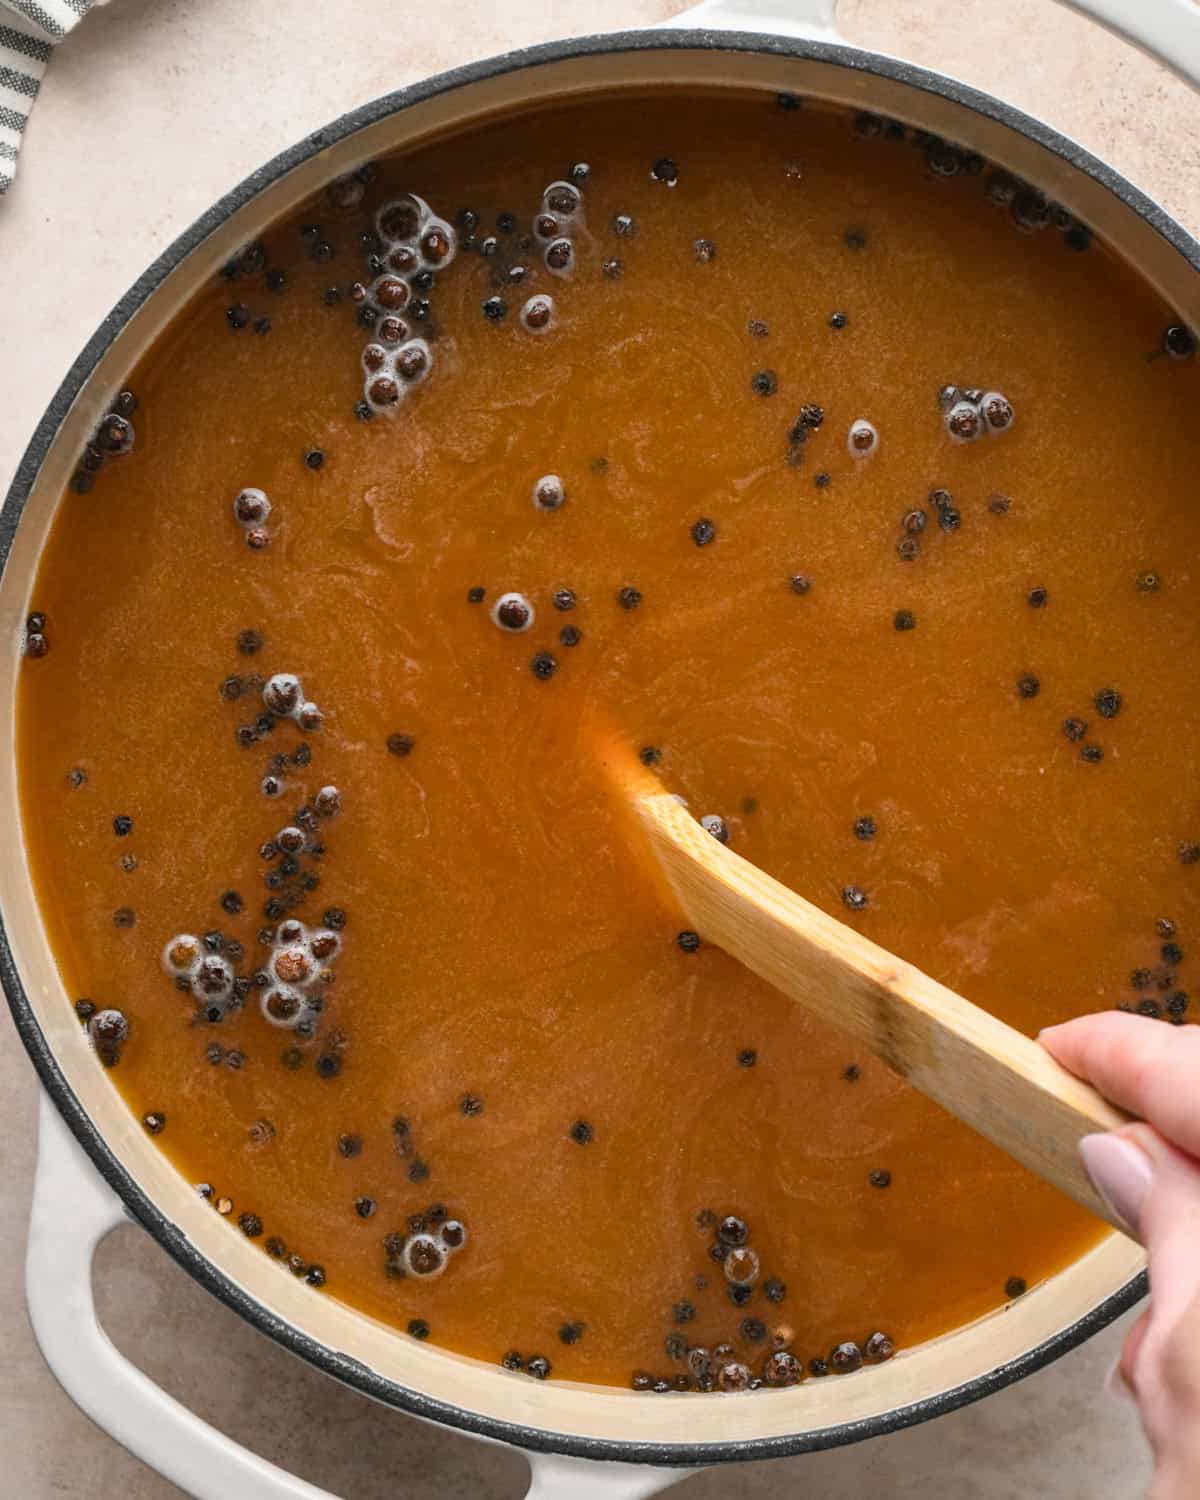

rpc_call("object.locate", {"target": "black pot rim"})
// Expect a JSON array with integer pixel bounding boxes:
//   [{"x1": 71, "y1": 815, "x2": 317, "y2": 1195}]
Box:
[{"x1": 1, "y1": 22, "x2": 1168, "y2": 1470}]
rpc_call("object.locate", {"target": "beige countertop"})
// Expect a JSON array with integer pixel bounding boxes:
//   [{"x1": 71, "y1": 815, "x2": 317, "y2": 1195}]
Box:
[{"x1": 2, "y1": 1, "x2": 1196, "y2": 1495}]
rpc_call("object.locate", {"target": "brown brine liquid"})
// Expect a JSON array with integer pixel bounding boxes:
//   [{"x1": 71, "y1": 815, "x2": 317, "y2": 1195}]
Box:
[{"x1": 17, "y1": 92, "x2": 1200, "y2": 1392}]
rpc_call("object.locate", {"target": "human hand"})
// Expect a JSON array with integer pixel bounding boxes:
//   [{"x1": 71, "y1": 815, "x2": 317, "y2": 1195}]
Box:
[{"x1": 1039, "y1": 1012, "x2": 1200, "y2": 1500}]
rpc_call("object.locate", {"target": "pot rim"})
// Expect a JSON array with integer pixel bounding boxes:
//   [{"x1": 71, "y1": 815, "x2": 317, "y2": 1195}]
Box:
[{"x1": 0, "y1": 23, "x2": 1172, "y2": 1466}]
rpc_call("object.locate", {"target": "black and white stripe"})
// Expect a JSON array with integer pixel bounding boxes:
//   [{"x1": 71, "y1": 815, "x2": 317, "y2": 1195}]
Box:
[{"x1": 0, "y1": 0, "x2": 95, "y2": 193}]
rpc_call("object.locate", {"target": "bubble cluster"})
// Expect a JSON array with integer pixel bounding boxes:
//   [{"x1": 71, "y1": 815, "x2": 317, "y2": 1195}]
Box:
[
  {"x1": 261, "y1": 919, "x2": 342, "y2": 1031},
  {"x1": 358, "y1": 194, "x2": 457, "y2": 412},
  {"x1": 232, "y1": 487, "x2": 272, "y2": 549},
  {"x1": 940, "y1": 384, "x2": 1015, "y2": 442},
  {"x1": 262, "y1": 673, "x2": 323, "y2": 731},
  {"x1": 163, "y1": 934, "x2": 236, "y2": 1018},
  {"x1": 71, "y1": 390, "x2": 137, "y2": 495},
  {"x1": 533, "y1": 178, "x2": 583, "y2": 282},
  {"x1": 385, "y1": 1216, "x2": 469, "y2": 1280},
  {"x1": 88, "y1": 1008, "x2": 129, "y2": 1066}
]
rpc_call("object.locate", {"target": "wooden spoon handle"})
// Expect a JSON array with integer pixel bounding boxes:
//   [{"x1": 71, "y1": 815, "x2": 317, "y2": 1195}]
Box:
[{"x1": 638, "y1": 790, "x2": 1134, "y2": 1236}]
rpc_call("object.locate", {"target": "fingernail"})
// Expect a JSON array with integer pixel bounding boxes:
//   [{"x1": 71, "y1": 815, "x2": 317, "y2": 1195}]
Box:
[
  {"x1": 1104, "y1": 1358, "x2": 1134, "y2": 1405},
  {"x1": 1079, "y1": 1133, "x2": 1152, "y2": 1235}
]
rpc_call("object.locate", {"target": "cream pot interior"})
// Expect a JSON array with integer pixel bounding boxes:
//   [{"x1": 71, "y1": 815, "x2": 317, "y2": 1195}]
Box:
[{"x1": 2, "y1": 30, "x2": 1188, "y2": 1464}]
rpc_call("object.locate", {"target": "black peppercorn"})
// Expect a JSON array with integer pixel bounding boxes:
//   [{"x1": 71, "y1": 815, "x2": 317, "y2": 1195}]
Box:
[{"x1": 1094, "y1": 688, "x2": 1122, "y2": 719}]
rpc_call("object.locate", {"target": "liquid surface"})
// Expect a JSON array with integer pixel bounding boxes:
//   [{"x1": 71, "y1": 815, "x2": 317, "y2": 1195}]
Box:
[{"x1": 17, "y1": 92, "x2": 1200, "y2": 1392}]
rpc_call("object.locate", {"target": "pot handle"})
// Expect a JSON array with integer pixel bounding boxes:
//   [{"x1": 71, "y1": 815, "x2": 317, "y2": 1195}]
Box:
[
  {"x1": 525, "y1": 1452, "x2": 696, "y2": 1498},
  {"x1": 663, "y1": 0, "x2": 1200, "y2": 93},
  {"x1": 26, "y1": 1093, "x2": 348, "y2": 1500},
  {"x1": 662, "y1": 0, "x2": 837, "y2": 41},
  {"x1": 27, "y1": 1096, "x2": 692, "y2": 1500}
]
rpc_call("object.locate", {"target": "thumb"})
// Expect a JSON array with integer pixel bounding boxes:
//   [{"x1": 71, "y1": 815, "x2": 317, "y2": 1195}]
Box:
[
  {"x1": 1082, "y1": 1124, "x2": 1200, "y2": 1494},
  {"x1": 1082, "y1": 1125, "x2": 1200, "y2": 1332}
]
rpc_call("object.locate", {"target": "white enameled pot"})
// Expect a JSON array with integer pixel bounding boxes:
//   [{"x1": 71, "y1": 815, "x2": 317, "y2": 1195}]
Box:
[{"x1": 5, "y1": 1, "x2": 1200, "y2": 1496}]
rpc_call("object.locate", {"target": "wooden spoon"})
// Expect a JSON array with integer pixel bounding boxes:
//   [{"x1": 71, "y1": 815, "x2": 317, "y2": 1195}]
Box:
[{"x1": 602, "y1": 739, "x2": 1135, "y2": 1238}]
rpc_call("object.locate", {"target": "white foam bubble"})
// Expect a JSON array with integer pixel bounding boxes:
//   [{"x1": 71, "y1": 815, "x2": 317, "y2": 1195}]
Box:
[
  {"x1": 847, "y1": 419, "x2": 878, "y2": 458},
  {"x1": 980, "y1": 390, "x2": 1015, "y2": 434},
  {"x1": 544, "y1": 239, "x2": 575, "y2": 278},
  {"x1": 261, "y1": 984, "x2": 306, "y2": 1028},
  {"x1": 314, "y1": 785, "x2": 342, "y2": 818},
  {"x1": 542, "y1": 181, "x2": 582, "y2": 220},
  {"x1": 945, "y1": 400, "x2": 983, "y2": 442},
  {"x1": 191, "y1": 954, "x2": 234, "y2": 1001},
  {"x1": 162, "y1": 934, "x2": 201, "y2": 976},
  {"x1": 371, "y1": 274, "x2": 412, "y2": 314},
  {"x1": 376, "y1": 195, "x2": 427, "y2": 245},
  {"x1": 724, "y1": 1246, "x2": 760, "y2": 1286},
  {"x1": 532, "y1": 475, "x2": 565, "y2": 511},
  {"x1": 376, "y1": 315, "x2": 410, "y2": 348},
  {"x1": 520, "y1": 295, "x2": 555, "y2": 334},
  {"x1": 272, "y1": 945, "x2": 315, "y2": 988},
  {"x1": 701, "y1": 814, "x2": 730, "y2": 843},
  {"x1": 438, "y1": 1219, "x2": 467, "y2": 1251},
  {"x1": 419, "y1": 218, "x2": 457, "y2": 271},
  {"x1": 232, "y1": 487, "x2": 270, "y2": 527},
  {"x1": 365, "y1": 373, "x2": 405, "y2": 412},
  {"x1": 491, "y1": 592, "x2": 535, "y2": 632},
  {"x1": 394, "y1": 339, "x2": 432, "y2": 386},
  {"x1": 404, "y1": 1233, "x2": 447, "y2": 1278},
  {"x1": 263, "y1": 673, "x2": 301, "y2": 716}
]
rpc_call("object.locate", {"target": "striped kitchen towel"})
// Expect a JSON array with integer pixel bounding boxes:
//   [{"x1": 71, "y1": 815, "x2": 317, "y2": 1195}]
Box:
[{"x1": 0, "y1": 0, "x2": 97, "y2": 193}]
